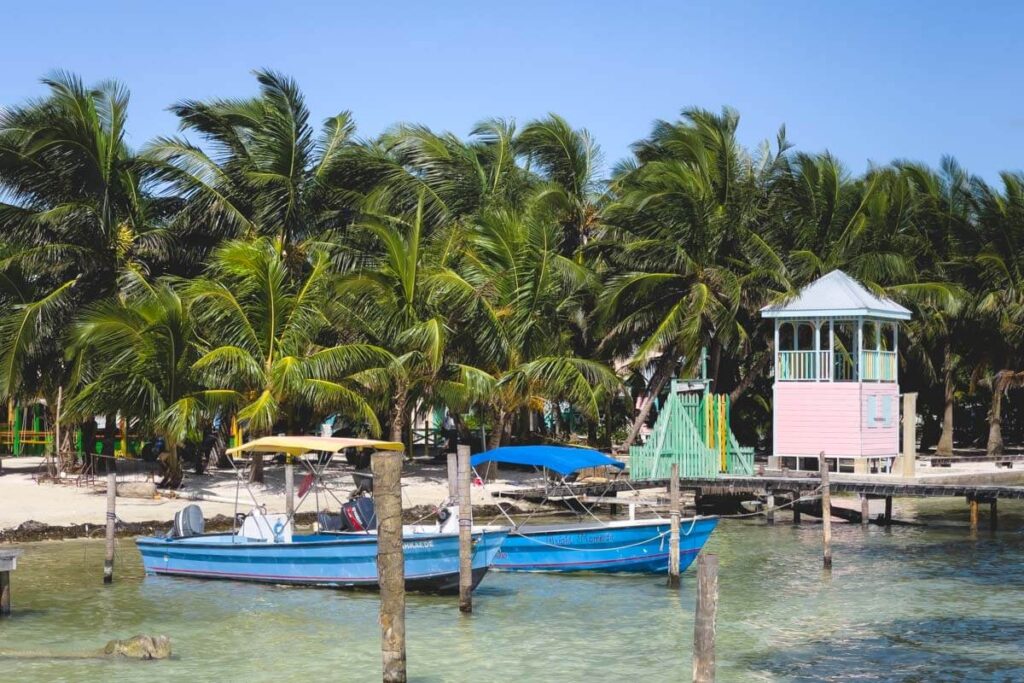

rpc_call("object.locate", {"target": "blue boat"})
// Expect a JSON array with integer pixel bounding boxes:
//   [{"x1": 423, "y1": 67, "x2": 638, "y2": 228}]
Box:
[
  {"x1": 136, "y1": 524, "x2": 508, "y2": 593},
  {"x1": 136, "y1": 436, "x2": 510, "y2": 594},
  {"x1": 471, "y1": 445, "x2": 717, "y2": 573}
]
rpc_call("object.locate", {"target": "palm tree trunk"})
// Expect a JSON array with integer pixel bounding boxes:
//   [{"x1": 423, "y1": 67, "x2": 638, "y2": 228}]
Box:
[
  {"x1": 487, "y1": 411, "x2": 508, "y2": 450},
  {"x1": 389, "y1": 390, "x2": 408, "y2": 446},
  {"x1": 936, "y1": 342, "x2": 955, "y2": 457},
  {"x1": 987, "y1": 375, "x2": 1006, "y2": 456},
  {"x1": 623, "y1": 357, "x2": 676, "y2": 450},
  {"x1": 730, "y1": 352, "x2": 772, "y2": 403}
]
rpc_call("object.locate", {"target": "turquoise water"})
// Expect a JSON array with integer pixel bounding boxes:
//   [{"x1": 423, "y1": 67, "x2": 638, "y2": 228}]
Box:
[{"x1": 2, "y1": 498, "x2": 1023, "y2": 682}]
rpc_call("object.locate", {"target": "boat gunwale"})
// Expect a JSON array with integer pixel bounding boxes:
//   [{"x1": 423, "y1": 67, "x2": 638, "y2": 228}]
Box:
[
  {"x1": 135, "y1": 527, "x2": 510, "y2": 550},
  {"x1": 512, "y1": 515, "x2": 715, "y2": 536}
]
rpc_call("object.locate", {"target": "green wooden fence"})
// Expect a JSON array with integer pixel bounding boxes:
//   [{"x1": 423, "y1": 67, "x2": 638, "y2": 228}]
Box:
[{"x1": 629, "y1": 390, "x2": 754, "y2": 479}]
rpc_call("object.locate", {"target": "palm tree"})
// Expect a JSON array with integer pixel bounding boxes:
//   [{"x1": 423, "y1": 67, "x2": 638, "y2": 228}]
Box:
[
  {"x1": 67, "y1": 274, "x2": 205, "y2": 487},
  {"x1": 440, "y1": 201, "x2": 619, "y2": 448},
  {"x1": 894, "y1": 158, "x2": 977, "y2": 456},
  {"x1": 188, "y1": 238, "x2": 389, "y2": 481},
  {"x1": 335, "y1": 196, "x2": 455, "y2": 444},
  {"x1": 973, "y1": 172, "x2": 1024, "y2": 453},
  {"x1": 0, "y1": 72, "x2": 174, "y2": 452},
  {"x1": 145, "y1": 70, "x2": 361, "y2": 260},
  {"x1": 599, "y1": 108, "x2": 787, "y2": 447}
]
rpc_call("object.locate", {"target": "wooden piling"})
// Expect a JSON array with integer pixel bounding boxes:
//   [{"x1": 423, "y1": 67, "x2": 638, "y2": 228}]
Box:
[
  {"x1": 284, "y1": 456, "x2": 295, "y2": 520},
  {"x1": 668, "y1": 463, "x2": 681, "y2": 588},
  {"x1": 371, "y1": 450, "x2": 407, "y2": 683},
  {"x1": 990, "y1": 499, "x2": 998, "y2": 531},
  {"x1": 446, "y1": 452, "x2": 458, "y2": 499},
  {"x1": 0, "y1": 569, "x2": 9, "y2": 617},
  {"x1": 884, "y1": 496, "x2": 893, "y2": 526},
  {"x1": 765, "y1": 491, "x2": 775, "y2": 526},
  {"x1": 457, "y1": 444, "x2": 473, "y2": 614},
  {"x1": 792, "y1": 493, "x2": 801, "y2": 524},
  {"x1": 860, "y1": 494, "x2": 869, "y2": 527},
  {"x1": 969, "y1": 497, "x2": 979, "y2": 531},
  {"x1": 819, "y1": 453, "x2": 832, "y2": 571},
  {"x1": 104, "y1": 470, "x2": 116, "y2": 584},
  {"x1": 692, "y1": 552, "x2": 719, "y2": 683}
]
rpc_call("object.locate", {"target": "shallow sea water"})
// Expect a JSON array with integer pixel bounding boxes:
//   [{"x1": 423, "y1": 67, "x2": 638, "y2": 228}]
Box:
[{"x1": 2, "y1": 498, "x2": 1023, "y2": 682}]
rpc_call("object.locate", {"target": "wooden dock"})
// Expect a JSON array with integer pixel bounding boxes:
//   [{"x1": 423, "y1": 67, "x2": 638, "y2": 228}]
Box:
[{"x1": 496, "y1": 474, "x2": 1024, "y2": 504}]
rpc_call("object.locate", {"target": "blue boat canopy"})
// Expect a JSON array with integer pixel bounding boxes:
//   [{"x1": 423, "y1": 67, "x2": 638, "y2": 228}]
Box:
[{"x1": 471, "y1": 446, "x2": 625, "y2": 477}]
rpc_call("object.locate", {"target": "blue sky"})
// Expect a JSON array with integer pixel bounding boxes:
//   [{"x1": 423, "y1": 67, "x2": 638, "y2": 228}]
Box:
[{"x1": 2, "y1": 1, "x2": 1021, "y2": 181}]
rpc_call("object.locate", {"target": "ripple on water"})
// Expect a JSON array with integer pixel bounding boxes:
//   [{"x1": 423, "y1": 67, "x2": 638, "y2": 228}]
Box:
[{"x1": 1, "y1": 499, "x2": 1022, "y2": 682}]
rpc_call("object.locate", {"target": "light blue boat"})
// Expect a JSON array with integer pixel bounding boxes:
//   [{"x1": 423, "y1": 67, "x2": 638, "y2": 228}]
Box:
[
  {"x1": 137, "y1": 522, "x2": 508, "y2": 593},
  {"x1": 471, "y1": 446, "x2": 717, "y2": 574},
  {"x1": 136, "y1": 435, "x2": 510, "y2": 594},
  {"x1": 493, "y1": 517, "x2": 717, "y2": 573}
]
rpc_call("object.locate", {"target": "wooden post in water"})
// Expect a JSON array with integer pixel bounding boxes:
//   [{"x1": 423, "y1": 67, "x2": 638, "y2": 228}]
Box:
[
  {"x1": 668, "y1": 463, "x2": 681, "y2": 588},
  {"x1": 990, "y1": 499, "x2": 998, "y2": 531},
  {"x1": 0, "y1": 549, "x2": 21, "y2": 617},
  {"x1": 284, "y1": 456, "x2": 295, "y2": 520},
  {"x1": 446, "y1": 452, "x2": 458, "y2": 499},
  {"x1": 104, "y1": 470, "x2": 116, "y2": 584},
  {"x1": 692, "y1": 552, "x2": 719, "y2": 683},
  {"x1": 765, "y1": 490, "x2": 775, "y2": 526},
  {"x1": 860, "y1": 494, "x2": 869, "y2": 527},
  {"x1": 457, "y1": 444, "x2": 473, "y2": 614},
  {"x1": 969, "y1": 497, "x2": 979, "y2": 532},
  {"x1": 372, "y1": 450, "x2": 406, "y2": 683},
  {"x1": 884, "y1": 496, "x2": 893, "y2": 526},
  {"x1": 819, "y1": 452, "x2": 832, "y2": 571},
  {"x1": 792, "y1": 493, "x2": 801, "y2": 524}
]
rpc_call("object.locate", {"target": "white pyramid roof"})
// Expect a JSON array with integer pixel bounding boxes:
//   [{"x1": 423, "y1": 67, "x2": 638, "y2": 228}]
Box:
[{"x1": 761, "y1": 270, "x2": 912, "y2": 320}]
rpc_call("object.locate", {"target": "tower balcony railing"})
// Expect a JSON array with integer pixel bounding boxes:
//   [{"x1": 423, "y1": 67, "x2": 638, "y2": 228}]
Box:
[
  {"x1": 860, "y1": 350, "x2": 897, "y2": 381},
  {"x1": 776, "y1": 350, "x2": 874, "y2": 382}
]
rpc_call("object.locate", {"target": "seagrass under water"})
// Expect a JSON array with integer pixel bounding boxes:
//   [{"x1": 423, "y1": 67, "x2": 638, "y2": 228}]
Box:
[{"x1": 2, "y1": 498, "x2": 1022, "y2": 682}]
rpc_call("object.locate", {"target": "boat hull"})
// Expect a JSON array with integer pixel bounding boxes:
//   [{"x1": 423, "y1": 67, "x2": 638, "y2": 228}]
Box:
[
  {"x1": 493, "y1": 517, "x2": 717, "y2": 573},
  {"x1": 136, "y1": 529, "x2": 508, "y2": 594}
]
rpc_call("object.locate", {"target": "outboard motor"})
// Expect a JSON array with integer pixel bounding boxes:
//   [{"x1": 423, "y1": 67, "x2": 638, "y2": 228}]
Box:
[
  {"x1": 339, "y1": 496, "x2": 377, "y2": 531},
  {"x1": 438, "y1": 504, "x2": 459, "y2": 534},
  {"x1": 171, "y1": 504, "x2": 204, "y2": 538}
]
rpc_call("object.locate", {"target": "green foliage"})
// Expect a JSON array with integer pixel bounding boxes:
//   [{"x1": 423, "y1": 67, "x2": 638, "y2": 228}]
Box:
[{"x1": 1, "y1": 71, "x2": 1022, "y2": 460}]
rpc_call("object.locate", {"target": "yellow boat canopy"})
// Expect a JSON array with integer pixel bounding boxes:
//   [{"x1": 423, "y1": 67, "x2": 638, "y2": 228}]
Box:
[{"x1": 226, "y1": 435, "x2": 404, "y2": 457}]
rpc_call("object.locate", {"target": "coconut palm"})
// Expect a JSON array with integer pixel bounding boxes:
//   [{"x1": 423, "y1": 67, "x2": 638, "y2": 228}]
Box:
[
  {"x1": 438, "y1": 200, "x2": 619, "y2": 448},
  {"x1": 598, "y1": 108, "x2": 788, "y2": 447},
  {"x1": 145, "y1": 70, "x2": 362, "y2": 262},
  {"x1": 335, "y1": 195, "x2": 456, "y2": 444},
  {"x1": 188, "y1": 238, "x2": 390, "y2": 481},
  {"x1": 66, "y1": 274, "x2": 205, "y2": 486},
  {"x1": 973, "y1": 172, "x2": 1024, "y2": 453},
  {"x1": 0, "y1": 72, "x2": 175, "y2": 451}
]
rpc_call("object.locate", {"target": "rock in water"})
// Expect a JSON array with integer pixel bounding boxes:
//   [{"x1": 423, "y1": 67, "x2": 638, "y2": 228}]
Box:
[{"x1": 103, "y1": 635, "x2": 172, "y2": 660}]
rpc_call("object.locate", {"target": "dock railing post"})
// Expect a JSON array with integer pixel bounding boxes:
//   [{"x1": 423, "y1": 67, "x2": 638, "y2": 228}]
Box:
[
  {"x1": 457, "y1": 444, "x2": 473, "y2": 614},
  {"x1": 819, "y1": 452, "x2": 832, "y2": 571},
  {"x1": 371, "y1": 450, "x2": 407, "y2": 683},
  {"x1": 104, "y1": 470, "x2": 116, "y2": 584},
  {"x1": 692, "y1": 552, "x2": 719, "y2": 683},
  {"x1": 668, "y1": 463, "x2": 681, "y2": 587},
  {"x1": 901, "y1": 392, "x2": 917, "y2": 478},
  {"x1": 285, "y1": 455, "x2": 295, "y2": 521}
]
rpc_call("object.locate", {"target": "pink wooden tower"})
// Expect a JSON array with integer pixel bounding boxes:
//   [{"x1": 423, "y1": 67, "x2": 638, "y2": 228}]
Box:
[{"x1": 761, "y1": 270, "x2": 911, "y2": 473}]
